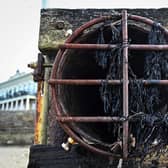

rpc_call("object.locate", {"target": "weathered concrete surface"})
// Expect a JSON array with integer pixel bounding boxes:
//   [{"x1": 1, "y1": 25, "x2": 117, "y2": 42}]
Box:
[
  {"x1": 0, "y1": 111, "x2": 34, "y2": 145},
  {"x1": 37, "y1": 8, "x2": 168, "y2": 166},
  {"x1": 39, "y1": 8, "x2": 168, "y2": 51},
  {"x1": 0, "y1": 146, "x2": 29, "y2": 168}
]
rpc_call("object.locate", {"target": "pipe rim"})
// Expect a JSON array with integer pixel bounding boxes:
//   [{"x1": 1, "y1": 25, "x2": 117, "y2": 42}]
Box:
[{"x1": 50, "y1": 12, "x2": 168, "y2": 157}]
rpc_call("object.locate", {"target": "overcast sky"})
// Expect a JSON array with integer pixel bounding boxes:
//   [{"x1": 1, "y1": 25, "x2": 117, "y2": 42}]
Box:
[
  {"x1": 0, "y1": 0, "x2": 167, "y2": 83},
  {"x1": 0, "y1": 0, "x2": 41, "y2": 82},
  {"x1": 45, "y1": 0, "x2": 168, "y2": 8}
]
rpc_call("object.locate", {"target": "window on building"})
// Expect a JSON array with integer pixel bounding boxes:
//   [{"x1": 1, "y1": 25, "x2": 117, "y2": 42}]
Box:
[
  {"x1": 8, "y1": 102, "x2": 11, "y2": 110},
  {"x1": 8, "y1": 90, "x2": 12, "y2": 98},
  {"x1": 18, "y1": 100, "x2": 21, "y2": 110},
  {"x1": 4, "y1": 103, "x2": 6, "y2": 110},
  {"x1": 13, "y1": 101, "x2": 16, "y2": 110},
  {"x1": 0, "y1": 91, "x2": 4, "y2": 100},
  {"x1": 23, "y1": 99, "x2": 26, "y2": 110},
  {"x1": 30, "y1": 99, "x2": 36, "y2": 110}
]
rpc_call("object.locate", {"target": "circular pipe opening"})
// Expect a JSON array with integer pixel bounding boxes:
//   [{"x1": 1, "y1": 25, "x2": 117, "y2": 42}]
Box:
[
  {"x1": 51, "y1": 15, "x2": 168, "y2": 157},
  {"x1": 58, "y1": 24, "x2": 148, "y2": 144}
]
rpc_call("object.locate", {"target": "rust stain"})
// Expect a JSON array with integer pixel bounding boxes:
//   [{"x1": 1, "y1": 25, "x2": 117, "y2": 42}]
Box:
[{"x1": 34, "y1": 81, "x2": 44, "y2": 144}]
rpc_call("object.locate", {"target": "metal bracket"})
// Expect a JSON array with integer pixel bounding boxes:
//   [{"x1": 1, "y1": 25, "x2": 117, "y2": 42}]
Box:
[{"x1": 28, "y1": 53, "x2": 53, "y2": 82}]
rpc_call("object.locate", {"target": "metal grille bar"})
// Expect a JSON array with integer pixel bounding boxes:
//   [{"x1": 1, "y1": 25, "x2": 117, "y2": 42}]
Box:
[
  {"x1": 58, "y1": 43, "x2": 168, "y2": 51},
  {"x1": 50, "y1": 10, "x2": 168, "y2": 158},
  {"x1": 56, "y1": 116, "x2": 125, "y2": 122},
  {"x1": 122, "y1": 10, "x2": 129, "y2": 159},
  {"x1": 49, "y1": 79, "x2": 168, "y2": 85}
]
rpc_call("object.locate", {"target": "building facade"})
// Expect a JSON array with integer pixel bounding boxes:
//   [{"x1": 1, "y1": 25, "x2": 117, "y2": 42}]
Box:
[{"x1": 0, "y1": 70, "x2": 37, "y2": 111}]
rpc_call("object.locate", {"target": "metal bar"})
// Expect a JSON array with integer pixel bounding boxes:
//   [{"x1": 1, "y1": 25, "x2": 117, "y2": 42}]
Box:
[
  {"x1": 128, "y1": 14, "x2": 154, "y2": 26},
  {"x1": 34, "y1": 58, "x2": 49, "y2": 145},
  {"x1": 59, "y1": 43, "x2": 118, "y2": 50},
  {"x1": 122, "y1": 10, "x2": 129, "y2": 159},
  {"x1": 34, "y1": 81, "x2": 43, "y2": 144},
  {"x1": 143, "y1": 80, "x2": 168, "y2": 85},
  {"x1": 28, "y1": 63, "x2": 53, "y2": 69},
  {"x1": 58, "y1": 43, "x2": 168, "y2": 51},
  {"x1": 56, "y1": 116, "x2": 125, "y2": 122},
  {"x1": 129, "y1": 14, "x2": 168, "y2": 35},
  {"x1": 50, "y1": 15, "x2": 122, "y2": 157},
  {"x1": 67, "y1": 16, "x2": 113, "y2": 43},
  {"x1": 43, "y1": 63, "x2": 53, "y2": 67},
  {"x1": 49, "y1": 79, "x2": 121, "y2": 85},
  {"x1": 49, "y1": 79, "x2": 168, "y2": 86},
  {"x1": 40, "y1": 60, "x2": 50, "y2": 144},
  {"x1": 129, "y1": 44, "x2": 168, "y2": 50}
]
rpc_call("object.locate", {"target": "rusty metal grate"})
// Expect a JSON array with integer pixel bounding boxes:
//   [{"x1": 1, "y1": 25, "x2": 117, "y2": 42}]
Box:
[{"x1": 49, "y1": 10, "x2": 168, "y2": 158}]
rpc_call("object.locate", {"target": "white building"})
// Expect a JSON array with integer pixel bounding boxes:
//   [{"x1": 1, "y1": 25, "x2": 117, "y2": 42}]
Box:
[{"x1": 0, "y1": 70, "x2": 37, "y2": 111}]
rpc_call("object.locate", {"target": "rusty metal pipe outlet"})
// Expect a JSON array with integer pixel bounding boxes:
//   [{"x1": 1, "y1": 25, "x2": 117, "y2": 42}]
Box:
[{"x1": 50, "y1": 10, "x2": 168, "y2": 158}]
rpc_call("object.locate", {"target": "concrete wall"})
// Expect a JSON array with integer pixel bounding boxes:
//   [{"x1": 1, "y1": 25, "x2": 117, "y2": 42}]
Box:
[
  {"x1": 0, "y1": 111, "x2": 35, "y2": 145},
  {"x1": 38, "y1": 8, "x2": 168, "y2": 51}
]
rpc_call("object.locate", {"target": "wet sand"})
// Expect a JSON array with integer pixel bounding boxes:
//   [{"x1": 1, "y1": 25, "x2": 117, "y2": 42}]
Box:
[{"x1": 0, "y1": 146, "x2": 30, "y2": 168}]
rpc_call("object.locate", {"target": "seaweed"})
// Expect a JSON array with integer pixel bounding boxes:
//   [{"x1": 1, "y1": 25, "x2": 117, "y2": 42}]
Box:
[{"x1": 95, "y1": 22, "x2": 168, "y2": 158}]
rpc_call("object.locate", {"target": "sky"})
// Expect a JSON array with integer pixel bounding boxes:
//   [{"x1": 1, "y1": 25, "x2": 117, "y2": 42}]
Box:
[
  {"x1": 0, "y1": 0, "x2": 167, "y2": 83},
  {"x1": 0, "y1": 0, "x2": 41, "y2": 82},
  {"x1": 44, "y1": 0, "x2": 168, "y2": 9}
]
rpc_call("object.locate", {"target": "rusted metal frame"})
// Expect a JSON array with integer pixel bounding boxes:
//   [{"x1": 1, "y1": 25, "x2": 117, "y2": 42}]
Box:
[
  {"x1": 128, "y1": 14, "x2": 168, "y2": 36},
  {"x1": 57, "y1": 17, "x2": 115, "y2": 78},
  {"x1": 49, "y1": 11, "x2": 168, "y2": 158},
  {"x1": 51, "y1": 86, "x2": 121, "y2": 157},
  {"x1": 49, "y1": 79, "x2": 121, "y2": 85},
  {"x1": 59, "y1": 43, "x2": 118, "y2": 50},
  {"x1": 56, "y1": 17, "x2": 115, "y2": 78},
  {"x1": 40, "y1": 59, "x2": 50, "y2": 144},
  {"x1": 34, "y1": 57, "x2": 50, "y2": 145},
  {"x1": 67, "y1": 16, "x2": 114, "y2": 42},
  {"x1": 122, "y1": 10, "x2": 129, "y2": 159},
  {"x1": 50, "y1": 17, "x2": 121, "y2": 157},
  {"x1": 28, "y1": 63, "x2": 53, "y2": 69},
  {"x1": 56, "y1": 115, "x2": 143, "y2": 123},
  {"x1": 129, "y1": 45, "x2": 168, "y2": 50},
  {"x1": 59, "y1": 116, "x2": 121, "y2": 157},
  {"x1": 59, "y1": 43, "x2": 168, "y2": 50},
  {"x1": 56, "y1": 116, "x2": 125, "y2": 122},
  {"x1": 143, "y1": 80, "x2": 168, "y2": 85},
  {"x1": 34, "y1": 81, "x2": 43, "y2": 144},
  {"x1": 49, "y1": 79, "x2": 168, "y2": 86}
]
